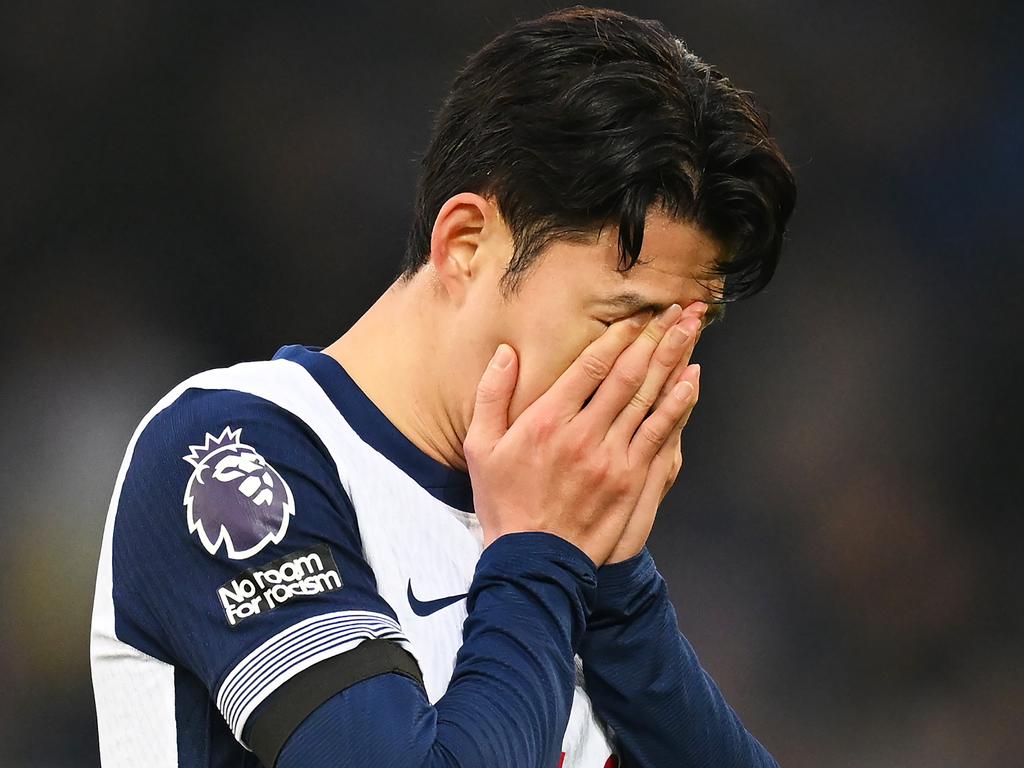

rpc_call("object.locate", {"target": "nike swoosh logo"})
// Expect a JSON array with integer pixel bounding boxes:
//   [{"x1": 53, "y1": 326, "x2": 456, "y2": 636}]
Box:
[{"x1": 407, "y1": 579, "x2": 468, "y2": 617}]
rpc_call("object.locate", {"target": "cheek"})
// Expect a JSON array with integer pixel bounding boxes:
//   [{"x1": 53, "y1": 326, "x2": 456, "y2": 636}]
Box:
[
  {"x1": 506, "y1": 324, "x2": 598, "y2": 422},
  {"x1": 527, "y1": 318, "x2": 596, "y2": 383}
]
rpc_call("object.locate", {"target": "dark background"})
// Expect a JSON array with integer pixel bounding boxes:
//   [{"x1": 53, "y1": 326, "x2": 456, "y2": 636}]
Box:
[{"x1": 1, "y1": 2, "x2": 1020, "y2": 766}]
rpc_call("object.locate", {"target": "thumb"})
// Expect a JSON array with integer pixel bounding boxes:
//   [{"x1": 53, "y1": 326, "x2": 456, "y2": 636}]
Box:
[{"x1": 468, "y1": 344, "x2": 518, "y2": 446}]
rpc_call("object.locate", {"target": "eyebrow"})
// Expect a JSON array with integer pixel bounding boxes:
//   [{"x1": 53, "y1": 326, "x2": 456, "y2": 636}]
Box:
[
  {"x1": 602, "y1": 291, "x2": 669, "y2": 316},
  {"x1": 603, "y1": 291, "x2": 727, "y2": 327}
]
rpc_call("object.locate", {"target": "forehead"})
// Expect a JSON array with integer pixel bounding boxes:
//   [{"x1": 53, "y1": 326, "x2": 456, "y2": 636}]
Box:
[{"x1": 590, "y1": 210, "x2": 723, "y2": 303}]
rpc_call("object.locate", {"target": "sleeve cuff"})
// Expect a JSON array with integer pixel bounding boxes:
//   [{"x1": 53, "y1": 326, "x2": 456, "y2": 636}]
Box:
[
  {"x1": 482, "y1": 530, "x2": 598, "y2": 575},
  {"x1": 590, "y1": 546, "x2": 658, "y2": 620},
  {"x1": 473, "y1": 530, "x2": 599, "y2": 647}
]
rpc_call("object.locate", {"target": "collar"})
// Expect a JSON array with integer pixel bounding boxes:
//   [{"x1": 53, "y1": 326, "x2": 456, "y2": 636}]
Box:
[{"x1": 272, "y1": 344, "x2": 475, "y2": 514}]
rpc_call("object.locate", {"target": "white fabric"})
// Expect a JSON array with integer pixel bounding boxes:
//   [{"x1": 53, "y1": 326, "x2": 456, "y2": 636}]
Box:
[{"x1": 91, "y1": 356, "x2": 615, "y2": 766}]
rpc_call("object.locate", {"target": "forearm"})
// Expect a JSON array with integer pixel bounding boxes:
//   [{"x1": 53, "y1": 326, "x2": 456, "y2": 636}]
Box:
[
  {"x1": 276, "y1": 531, "x2": 597, "y2": 768},
  {"x1": 580, "y1": 548, "x2": 778, "y2": 768}
]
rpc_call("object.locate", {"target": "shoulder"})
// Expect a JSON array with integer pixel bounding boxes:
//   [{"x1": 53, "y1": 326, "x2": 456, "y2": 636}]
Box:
[
  {"x1": 114, "y1": 359, "x2": 357, "y2": 567},
  {"x1": 97, "y1": 360, "x2": 416, "y2": 746},
  {"x1": 135, "y1": 358, "x2": 328, "y2": 465}
]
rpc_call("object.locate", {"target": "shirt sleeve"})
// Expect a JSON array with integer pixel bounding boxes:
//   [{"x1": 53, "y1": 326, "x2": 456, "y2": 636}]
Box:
[
  {"x1": 275, "y1": 531, "x2": 598, "y2": 768},
  {"x1": 110, "y1": 388, "x2": 424, "y2": 751},
  {"x1": 110, "y1": 386, "x2": 598, "y2": 768},
  {"x1": 579, "y1": 547, "x2": 779, "y2": 768}
]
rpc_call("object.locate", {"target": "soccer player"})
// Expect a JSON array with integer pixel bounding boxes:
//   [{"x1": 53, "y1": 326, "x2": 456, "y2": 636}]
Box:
[{"x1": 91, "y1": 7, "x2": 795, "y2": 768}]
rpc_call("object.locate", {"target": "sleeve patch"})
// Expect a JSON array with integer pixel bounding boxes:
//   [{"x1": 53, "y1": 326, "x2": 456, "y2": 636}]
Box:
[
  {"x1": 219, "y1": 544, "x2": 344, "y2": 628},
  {"x1": 183, "y1": 426, "x2": 296, "y2": 560}
]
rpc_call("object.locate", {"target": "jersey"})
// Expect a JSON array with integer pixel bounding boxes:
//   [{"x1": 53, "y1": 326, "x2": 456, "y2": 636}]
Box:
[{"x1": 90, "y1": 343, "x2": 618, "y2": 767}]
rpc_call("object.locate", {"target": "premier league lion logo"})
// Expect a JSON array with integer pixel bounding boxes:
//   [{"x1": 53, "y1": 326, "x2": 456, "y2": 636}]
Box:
[{"x1": 182, "y1": 426, "x2": 295, "y2": 560}]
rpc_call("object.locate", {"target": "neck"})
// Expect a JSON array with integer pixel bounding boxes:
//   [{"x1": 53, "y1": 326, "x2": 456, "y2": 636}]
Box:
[{"x1": 323, "y1": 273, "x2": 470, "y2": 474}]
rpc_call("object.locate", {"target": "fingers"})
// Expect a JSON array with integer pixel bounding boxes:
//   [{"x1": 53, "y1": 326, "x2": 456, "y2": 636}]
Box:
[
  {"x1": 627, "y1": 430, "x2": 680, "y2": 534},
  {"x1": 627, "y1": 363, "x2": 700, "y2": 467},
  {"x1": 466, "y1": 344, "x2": 519, "y2": 450},
  {"x1": 654, "y1": 398, "x2": 687, "y2": 504},
  {"x1": 536, "y1": 313, "x2": 650, "y2": 421},
  {"x1": 605, "y1": 313, "x2": 701, "y2": 444},
  {"x1": 573, "y1": 303, "x2": 683, "y2": 434},
  {"x1": 605, "y1": 359, "x2": 698, "y2": 564},
  {"x1": 650, "y1": 303, "x2": 708, "y2": 414}
]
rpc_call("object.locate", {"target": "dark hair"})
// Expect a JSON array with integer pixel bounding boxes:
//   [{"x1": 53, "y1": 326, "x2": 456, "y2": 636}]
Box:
[{"x1": 396, "y1": 5, "x2": 796, "y2": 306}]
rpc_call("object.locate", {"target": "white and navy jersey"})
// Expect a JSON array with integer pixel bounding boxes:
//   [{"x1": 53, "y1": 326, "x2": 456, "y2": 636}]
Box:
[{"x1": 90, "y1": 344, "x2": 618, "y2": 767}]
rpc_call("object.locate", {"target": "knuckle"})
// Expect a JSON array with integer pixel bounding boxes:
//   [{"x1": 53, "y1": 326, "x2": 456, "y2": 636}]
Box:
[
  {"x1": 581, "y1": 354, "x2": 611, "y2": 382},
  {"x1": 658, "y1": 340, "x2": 686, "y2": 365},
  {"x1": 641, "y1": 326, "x2": 662, "y2": 344},
  {"x1": 669, "y1": 447, "x2": 682, "y2": 470},
  {"x1": 463, "y1": 434, "x2": 482, "y2": 458},
  {"x1": 463, "y1": 439, "x2": 488, "y2": 469},
  {"x1": 627, "y1": 389, "x2": 654, "y2": 412},
  {"x1": 609, "y1": 457, "x2": 633, "y2": 491},
  {"x1": 637, "y1": 423, "x2": 664, "y2": 447},
  {"x1": 652, "y1": 349, "x2": 674, "y2": 369},
  {"x1": 528, "y1": 411, "x2": 558, "y2": 441},
  {"x1": 562, "y1": 428, "x2": 590, "y2": 460},
  {"x1": 587, "y1": 448, "x2": 613, "y2": 481},
  {"x1": 616, "y1": 364, "x2": 645, "y2": 390},
  {"x1": 608, "y1": 478, "x2": 631, "y2": 497},
  {"x1": 475, "y1": 384, "x2": 499, "y2": 403}
]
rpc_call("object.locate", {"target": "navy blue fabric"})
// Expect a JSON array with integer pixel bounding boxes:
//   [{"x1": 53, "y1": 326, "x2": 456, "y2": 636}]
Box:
[
  {"x1": 274, "y1": 345, "x2": 476, "y2": 513},
  {"x1": 111, "y1": 387, "x2": 402, "y2": 764},
  {"x1": 581, "y1": 547, "x2": 779, "y2": 767},
  {"x1": 276, "y1": 531, "x2": 598, "y2": 768},
  {"x1": 174, "y1": 666, "x2": 259, "y2": 768},
  {"x1": 265, "y1": 346, "x2": 778, "y2": 768},
  {"x1": 275, "y1": 546, "x2": 780, "y2": 768},
  {"x1": 108, "y1": 343, "x2": 777, "y2": 768}
]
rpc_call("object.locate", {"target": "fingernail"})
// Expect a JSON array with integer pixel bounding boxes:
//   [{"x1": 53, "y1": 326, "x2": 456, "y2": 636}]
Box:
[
  {"x1": 491, "y1": 344, "x2": 513, "y2": 369},
  {"x1": 672, "y1": 380, "x2": 695, "y2": 401},
  {"x1": 662, "y1": 303, "x2": 682, "y2": 324},
  {"x1": 693, "y1": 363, "x2": 701, "y2": 381}
]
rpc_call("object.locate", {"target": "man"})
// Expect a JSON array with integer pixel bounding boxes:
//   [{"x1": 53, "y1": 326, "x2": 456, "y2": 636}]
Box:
[{"x1": 91, "y1": 6, "x2": 795, "y2": 768}]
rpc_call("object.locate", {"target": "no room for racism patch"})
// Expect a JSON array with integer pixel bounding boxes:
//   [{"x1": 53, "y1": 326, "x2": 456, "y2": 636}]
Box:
[{"x1": 217, "y1": 544, "x2": 343, "y2": 627}]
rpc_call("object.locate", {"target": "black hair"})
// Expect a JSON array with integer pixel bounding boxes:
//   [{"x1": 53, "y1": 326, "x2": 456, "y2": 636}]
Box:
[{"x1": 396, "y1": 5, "x2": 797, "y2": 306}]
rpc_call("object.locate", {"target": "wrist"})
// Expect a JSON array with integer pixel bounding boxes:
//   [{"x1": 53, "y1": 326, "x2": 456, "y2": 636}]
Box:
[
  {"x1": 603, "y1": 542, "x2": 646, "y2": 567},
  {"x1": 589, "y1": 546, "x2": 659, "y2": 622},
  {"x1": 597, "y1": 546, "x2": 655, "y2": 590},
  {"x1": 484, "y1": 529, "x2": 598, "y2": 575}
]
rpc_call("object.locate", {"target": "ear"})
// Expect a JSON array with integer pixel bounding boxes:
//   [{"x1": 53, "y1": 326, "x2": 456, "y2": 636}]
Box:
[{"x1": 429, "y1": 193, "x2": 503, "y2": 306}]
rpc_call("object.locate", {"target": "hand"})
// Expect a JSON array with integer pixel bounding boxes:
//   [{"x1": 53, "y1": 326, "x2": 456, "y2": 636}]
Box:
[
  {"x1": 464, "y1": 305, "x2": 700, "y2": 566},
  {"x1": 604, "y1": 302, "x2": 706, "y2": 564}
]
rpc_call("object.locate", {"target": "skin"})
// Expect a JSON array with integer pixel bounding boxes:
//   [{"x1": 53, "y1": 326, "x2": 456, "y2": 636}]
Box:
[{"x1": 325, "y1": 192, "x2": 723, "y2": 562}]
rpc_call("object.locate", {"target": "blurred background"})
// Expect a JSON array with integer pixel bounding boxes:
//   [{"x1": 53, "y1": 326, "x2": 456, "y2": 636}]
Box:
[{"x1": 1, "y1": 1, "x2": 1020, "y2": 766}]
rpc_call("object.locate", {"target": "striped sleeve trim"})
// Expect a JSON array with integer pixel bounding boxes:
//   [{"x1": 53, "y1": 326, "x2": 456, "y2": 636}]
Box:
[{"x1": 216, "y1": 610, "x2": 406, "y2": 740}]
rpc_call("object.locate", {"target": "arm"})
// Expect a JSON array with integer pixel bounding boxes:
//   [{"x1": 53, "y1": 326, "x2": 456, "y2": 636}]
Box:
[
  {"x1": 270, "y1": 531, "x2": 596, "y2": 768},
  {"x1": 579, "y1": 547, "x2": 779, "y2": 768},
  {"x1": 270, "y1": 532, "x2": 597, "y2": 767},
  {"x1": 111, "y1": 388, "x2": 596, "y2": 768}
]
